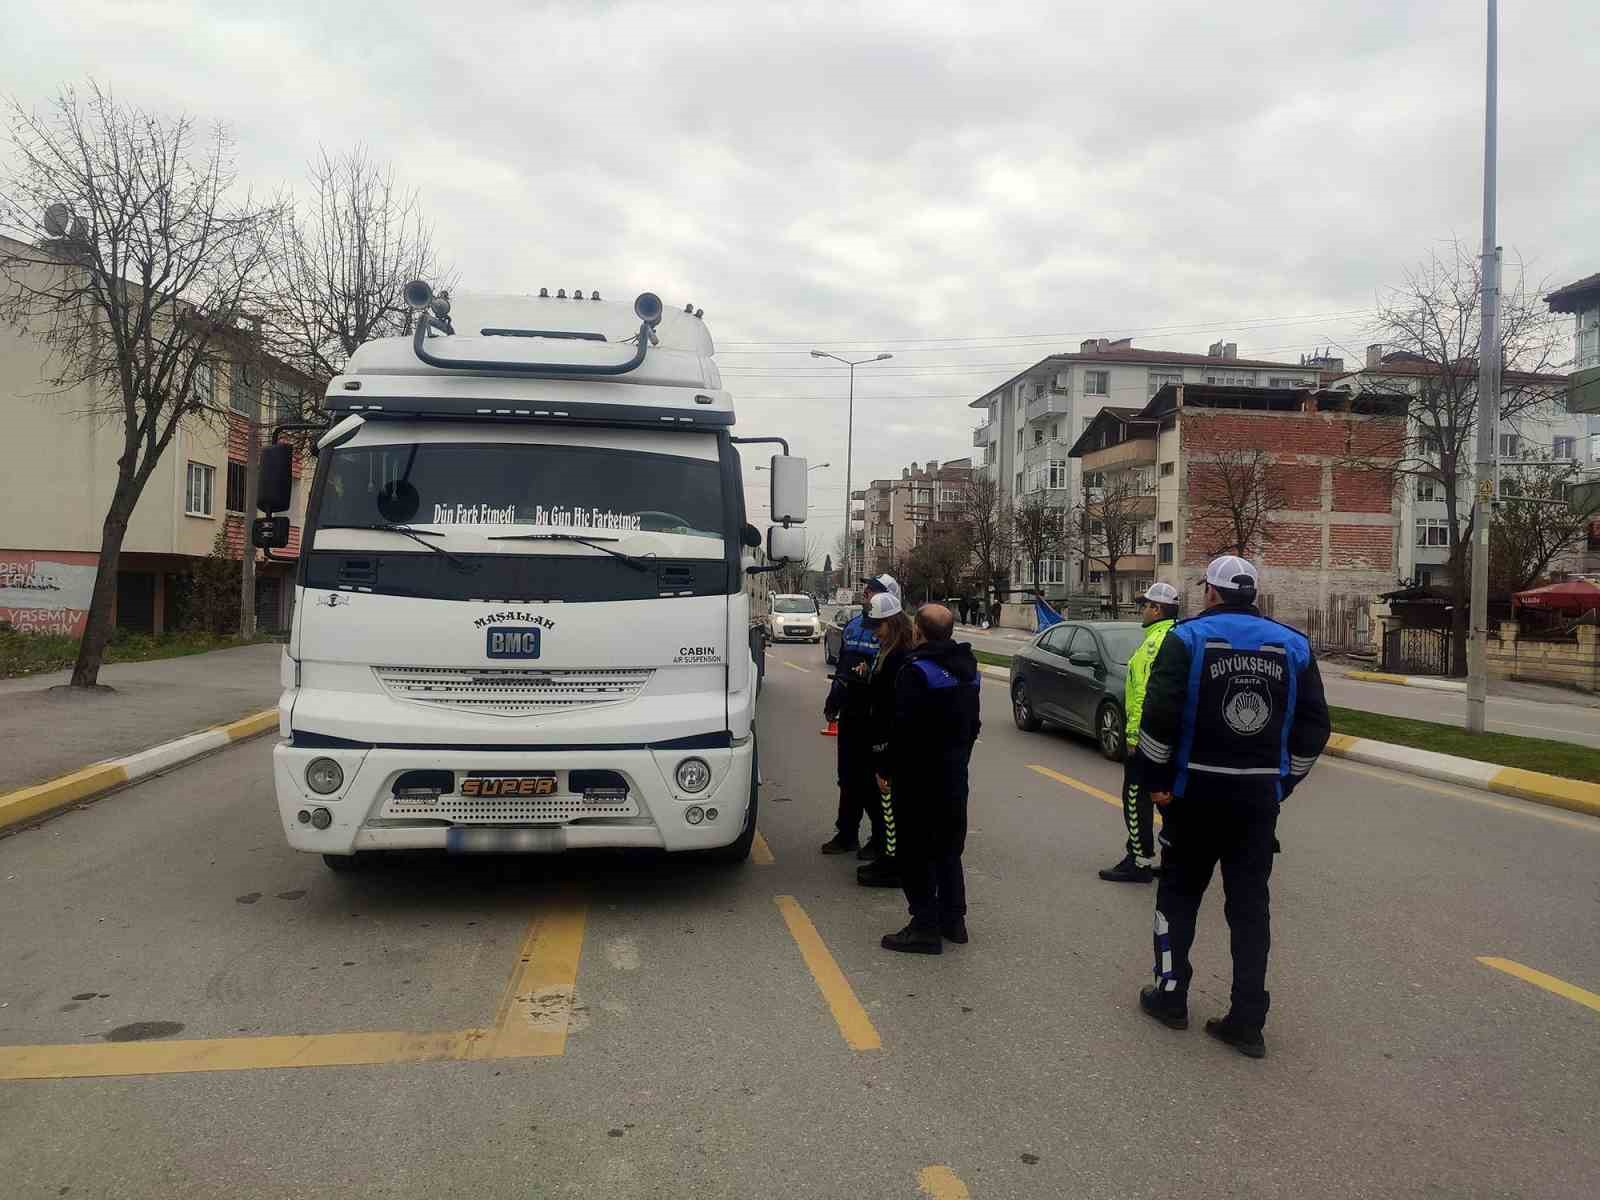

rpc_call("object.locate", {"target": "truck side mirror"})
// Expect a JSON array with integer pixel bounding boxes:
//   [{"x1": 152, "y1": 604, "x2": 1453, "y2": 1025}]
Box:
[
  {"x1": 258, "y1": 443, "x2": 293, "y2": 514},
  {"x1": 251, "y1": 515, "x2": 290, "y2": 549},
  {"x1": 769, "y1": 456, "x2": 808, "y2": 526},
  {"x1": 767, "y1": 523, "x2": 807, "y2": 563}
]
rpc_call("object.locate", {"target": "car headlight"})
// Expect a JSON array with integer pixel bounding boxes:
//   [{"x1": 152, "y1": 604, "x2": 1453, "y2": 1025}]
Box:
[
  {"x1": 306, "y1": 757, "x2": 344, "y2": 795},
  {"x1": 675, "y1": 757, "x2": 712, "y2": 793}
]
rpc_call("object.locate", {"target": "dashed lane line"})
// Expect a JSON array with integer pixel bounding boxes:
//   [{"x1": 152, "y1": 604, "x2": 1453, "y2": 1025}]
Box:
[
  {"x1": 774, "y1": 895, "x2": 882, "y2": 1051},
  {"x1": 917, "y1": 1165, "x2": 972, "y2": 1199},
  {"x1": 1028, "y1": 763, "x2": 1119, "y2": 807},
  {"x1": 781, "y1": 661, "x2": 811, "y2": 673},
  {"x1": 1477, "y1": 957, "x2": 1600, "y2": 1014}
]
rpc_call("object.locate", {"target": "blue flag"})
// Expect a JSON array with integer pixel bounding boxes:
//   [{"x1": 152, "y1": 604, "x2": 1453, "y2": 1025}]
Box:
[{"x1": 1034, "y1": 597, "x2": 1063, "y2": 630}]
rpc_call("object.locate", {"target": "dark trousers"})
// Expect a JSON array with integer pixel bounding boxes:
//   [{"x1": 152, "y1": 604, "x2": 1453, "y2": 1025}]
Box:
[
  {"x1": 1121, "y1": 752, "x2": 1155, "y2": 862},
  {"x1": 1152, "y1": 780, "x2": 1279, "y2": 1029},
  {"x1": 899, "y1": 785, "x2": 969, "y2": 927},
  {"x1": 834, "y1": 725, "x2": 887, "y2": 849}
]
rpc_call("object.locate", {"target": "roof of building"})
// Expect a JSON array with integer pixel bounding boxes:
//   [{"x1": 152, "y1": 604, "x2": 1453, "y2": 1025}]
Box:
[
  {"x1": 1128, "y1": 382, "x2": 1408, "y2": 428},
  {"x1": 1066, "y1": 405, "x2": 1160, "y2": 458},
  {"x1": 1545, "y1": 272, "x2": 1600, "y2": 314},
  {"x1": 966, "y1": 345, "x2": 1314, "y2": 408},
  {"x1": 1330, "y1": 356, "x2": 1568, "y2": 388}
]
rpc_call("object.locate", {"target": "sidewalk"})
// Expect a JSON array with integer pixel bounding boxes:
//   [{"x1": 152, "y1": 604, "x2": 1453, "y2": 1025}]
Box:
[
  {"x1": 1331, "y1": 664, "x2": 1600, "y2": 709},
  {"x1": 0, "y1": 643, "x2": 283, "y2": 794}
]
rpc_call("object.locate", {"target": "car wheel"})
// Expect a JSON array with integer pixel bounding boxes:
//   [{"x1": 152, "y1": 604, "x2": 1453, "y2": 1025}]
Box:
[
  {"x1": 1012, "y1": 680, "x2": 1043, "y2": 732},
  {"x1": 1097, "y1": 702, "x2": 1126, "y2": 761}
]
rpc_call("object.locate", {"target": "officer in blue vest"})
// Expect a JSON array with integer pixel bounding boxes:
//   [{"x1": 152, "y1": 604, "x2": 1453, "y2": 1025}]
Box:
[
  {"x1": 1135, "y1": 556, "x2": 1330, "y2": 1058},
  {"x1": 820, "y1": 574, "x2": 899, "y2": 857}
]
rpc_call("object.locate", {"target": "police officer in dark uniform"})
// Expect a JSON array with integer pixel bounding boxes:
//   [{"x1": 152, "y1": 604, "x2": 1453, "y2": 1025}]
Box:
[
  {"x1": 1135, "y1": 556, "x2": 1330, "y2": 1058},
  {"x1": 877, "y1": 603, "x2": 982, "y2": 954},
  {"x1": 820, "y1": 574, "x2": 898, "y2": 857}
]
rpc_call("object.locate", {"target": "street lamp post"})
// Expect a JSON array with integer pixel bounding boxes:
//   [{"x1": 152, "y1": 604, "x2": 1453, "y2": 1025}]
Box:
[{"x1": 810, "y1": 350, "x2": 892, "y2": 590}]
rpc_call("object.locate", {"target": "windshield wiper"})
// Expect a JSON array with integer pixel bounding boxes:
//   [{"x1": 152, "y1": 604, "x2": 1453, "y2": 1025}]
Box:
[
  {"x1": 317, "y1": 523, "x2": 478, "y2": 573},
  {"x1": 486, "y1": 532, "x2": 654, "y2": 573}
]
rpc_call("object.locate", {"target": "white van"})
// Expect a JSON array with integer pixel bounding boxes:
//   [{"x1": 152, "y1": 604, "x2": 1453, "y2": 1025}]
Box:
[{"x1": 766, "y1": 593, "x2": 822, "y2": 643}]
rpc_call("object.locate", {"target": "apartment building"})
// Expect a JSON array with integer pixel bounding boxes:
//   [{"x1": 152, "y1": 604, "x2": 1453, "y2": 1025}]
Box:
[
  {"x1": 0, "y1": 314, "x2": 313, "y2": 637},
  {"x1": 1328, "y1": 346, "x2": 1589, "y2": 587},
  {"x1": 1070, "y1": 384, "x2": 1407, "y2": 620},
  {"x1": 968, "y1": 338, "x2": 1320, "y2": 598},
  {"x1": 1546, "y1": 272, "x2": 1600, "y2": 572},
  {"x1": 852, "y1": 458, "x2": 974, "y2": 581}
]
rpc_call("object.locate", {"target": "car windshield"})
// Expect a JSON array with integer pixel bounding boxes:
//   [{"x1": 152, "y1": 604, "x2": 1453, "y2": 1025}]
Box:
[
  {"x1": 773, "y1": 597, "x2": 816, "y2": 613},
  {"x1": 1097, "y1": 627, "x2": 1147, "y2": 664}
]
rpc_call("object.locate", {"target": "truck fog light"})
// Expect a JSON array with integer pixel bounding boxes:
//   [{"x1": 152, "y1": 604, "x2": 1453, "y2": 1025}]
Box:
[
  {"x1": 675, "y1": 758, "x2": 711, "y2": 793},
  {"x1": 705, "y1": 807, "x2": 718, "y2": 822},
  {"x1": 310, "y1": 807, "x2": 332, "y2": 830},
  {"x1": 306, "y1": 757, "x2": 344, "y2": 794},
  {"x1": 685, "y1": 806, "x2": 705, "y2": 825},
  {"x1": 297, "y1": 809, "x2": 311, "y2": 824}
]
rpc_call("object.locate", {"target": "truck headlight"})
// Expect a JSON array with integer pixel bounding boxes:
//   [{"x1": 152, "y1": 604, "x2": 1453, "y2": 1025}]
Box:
[
  {"x1": 675, "y1": 758, "x2": 712, "y2": 793},
  {"x1": 306, "y1": 757, "x2": 345, "y2": 795}
]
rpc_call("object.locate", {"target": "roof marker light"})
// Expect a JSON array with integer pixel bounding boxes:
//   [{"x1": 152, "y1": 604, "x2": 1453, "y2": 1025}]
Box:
[
  {"x1": 590, "y1": 291, "x2": 600, "y2": 300},
  {"x1": 557, "y1": 289, "x2": 566, "y2": 298},
  {"x1": 539, "y1": 287, "x2": 549, "y2": 297}
]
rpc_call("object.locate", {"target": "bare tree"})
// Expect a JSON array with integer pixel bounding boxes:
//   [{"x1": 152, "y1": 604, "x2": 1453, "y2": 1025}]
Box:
[
  {"x1": 1012, "y1": 491, "x2": 1070, "y2": 600},
  {"x1": 0, "y1": 84, "x2": 281, "y2": 686},
  {"x1": 1342, "y1": 241, "x2": 1566, "y2": 672},
  {"x1": 769, "y1": 533, "x2": 820, "y2": 595},
  {"x1": 1186, "y1": 435, "x2": 1289, "y2": 558},
  {"x1": 1487, "y1": 463, "x2": 1597, "y2": 594},
  {"x1": 1077, "y1": 474, "x2": 1146, "y2": 607},
  {"x1": 953, "y1": 473, "x2": 1011, "y2": 614},
  {"x1": 265, "y1": 145, "x2": 451, "y2": 400}
]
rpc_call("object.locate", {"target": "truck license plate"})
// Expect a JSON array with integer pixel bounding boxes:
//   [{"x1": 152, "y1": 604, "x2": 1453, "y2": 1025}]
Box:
[{"x1": 461, "y1": 773, "x2": 558, "y2": 797}]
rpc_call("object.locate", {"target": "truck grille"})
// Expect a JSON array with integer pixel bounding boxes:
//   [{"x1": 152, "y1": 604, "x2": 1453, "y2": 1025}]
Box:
[
  {"x1": 379, "y1": 789, "x2": 640, "y2": 825},
  {"x1": 372, "y1": 666, "x2": 652, "y2": 718}
]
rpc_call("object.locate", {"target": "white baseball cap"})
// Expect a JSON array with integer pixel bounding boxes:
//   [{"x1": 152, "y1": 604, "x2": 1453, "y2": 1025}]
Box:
[
  {"x1": 1204, "y1": 555, "x2": 1260, "y2": 593},
  {"x1": 1142, "y1": 581, "x2": 1180, "y2": 604},
  {"x1": 872, "y1": 573, "x2": 902, "y2": 599},
  {"x1": 866, "y1": 592, "x2": 903, "y2": 619}
]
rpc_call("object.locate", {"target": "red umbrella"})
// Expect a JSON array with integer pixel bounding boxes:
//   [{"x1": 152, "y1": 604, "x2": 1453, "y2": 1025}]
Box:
[{"x1": 1511, "y1": 578, "x2": 1600, "y2": 613}]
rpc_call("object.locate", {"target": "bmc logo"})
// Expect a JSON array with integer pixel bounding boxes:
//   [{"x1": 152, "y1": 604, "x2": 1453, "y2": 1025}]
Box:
[{"x1": 486, "y1": 627, "x2": 541, "y2": 659}]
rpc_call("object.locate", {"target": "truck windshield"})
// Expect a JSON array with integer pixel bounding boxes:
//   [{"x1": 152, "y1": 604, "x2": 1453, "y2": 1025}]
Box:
[
  {"x1": 772, "y1": 597, "x2": 816, "y2": 613},
  {"x1": 319, "y1": 442, "x2": 726, "y2": 544}
]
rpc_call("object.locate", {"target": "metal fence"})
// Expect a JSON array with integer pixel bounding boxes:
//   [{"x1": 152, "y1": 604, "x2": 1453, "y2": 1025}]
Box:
[
  {"x1": 1305, "y1": 596, "x2": 1371, "y2": 655},
  {"x1": 1381, "y1": 626, "x2": 1451, "y2": 675}
]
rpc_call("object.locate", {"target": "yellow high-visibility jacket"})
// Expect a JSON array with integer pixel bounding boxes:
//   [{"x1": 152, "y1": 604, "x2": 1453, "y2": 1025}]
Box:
[{"x1": 1124, "y1": 617, "x2": 1175, "y2": 746}]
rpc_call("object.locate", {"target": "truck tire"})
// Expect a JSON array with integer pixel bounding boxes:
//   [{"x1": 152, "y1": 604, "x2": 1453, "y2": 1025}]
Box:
[{"x1": 698, "y1": 739, "x2": 759, "y2": 865}]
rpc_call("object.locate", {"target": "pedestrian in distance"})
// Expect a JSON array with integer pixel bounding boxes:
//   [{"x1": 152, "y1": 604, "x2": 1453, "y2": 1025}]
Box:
[
  {"x1": 1098, "y1": 581, "x2": 1180, "y2": 884},
  {"x1": 877, "y1": 603, "x2": 982, "y2": 954},
  {"x1": 858, "y1": 588, "x2": 917, "y2": 888},
  {"x1": 1135, "y1": 556, "x2": 1330, "y2": 1058},
  {"x1": 820, "y1": 574, "x2": 900, "y2": 859}
]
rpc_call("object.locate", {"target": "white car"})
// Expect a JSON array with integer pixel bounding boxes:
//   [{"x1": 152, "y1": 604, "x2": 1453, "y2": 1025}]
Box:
[{"x1": 767, "y1": 594, "x2": 823, "y2": 643}]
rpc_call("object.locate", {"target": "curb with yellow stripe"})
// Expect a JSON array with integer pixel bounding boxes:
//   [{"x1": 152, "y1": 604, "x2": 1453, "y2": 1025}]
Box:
[
  {"x1": 0, "y1": 709, "x2": 278, "y2": 833},
  {"x1": 979, "y1": 664, "x2": 1599, "y2": 819},
  {"x1": 1344, "y1": 669, "x2": 1467, "y2": 694}
]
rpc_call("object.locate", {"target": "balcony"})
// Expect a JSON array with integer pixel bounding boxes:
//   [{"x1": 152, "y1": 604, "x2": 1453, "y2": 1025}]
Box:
[
  {"x1": 1568, "y1": 365, "x2": 1600, "y2": 414},
  {"x1": 972, "y1": 422, "x2": 993, "y2": 448},
  {"x1": 1025, "y1": 393, "x2": 1068, "y2": 423},
  {"x1": 1080, "y1": 437, "x2": 1156, "y2": 473},
  {"x1": 1021, "y1": 438, "x2": 1073, "y2": 470}
]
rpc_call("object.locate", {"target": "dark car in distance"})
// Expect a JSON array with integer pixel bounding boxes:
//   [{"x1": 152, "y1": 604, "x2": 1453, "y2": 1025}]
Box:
[{"x1": 1008, "y1": 620, "x2": 1146, "y2": 760}]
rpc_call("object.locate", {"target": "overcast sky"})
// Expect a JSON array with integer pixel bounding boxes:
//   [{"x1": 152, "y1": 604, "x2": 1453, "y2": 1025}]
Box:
[{"x1": 7, "y1": 0, "x2": 1597, "y2": 561}]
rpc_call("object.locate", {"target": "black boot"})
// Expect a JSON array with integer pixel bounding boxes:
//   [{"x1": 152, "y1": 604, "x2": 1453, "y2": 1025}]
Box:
[
  {"x1": 940, "y1": 919, "x2": 969, "y2": 944},
  {"x1": 856, "y1": 857, "x2": 900, "y2": 887},
  {"x1": 1098, "y1": 853, "x2": 1154, "y2": 883},
  {"x1": 856, "y1": 840, "x2": 881, "y2": 861},
  {"x1": 881, "y1": 922, "x2": 942, "y2": 954},
  {"x1": 1205, "y1": 1016, "x2": 1266, "y2": 1059},
  {"x1": 819, "y1": 833, "x2": 858, "y2": 855},
  {"x1": 1139, "y1": 984, "x2": 1189, "y2": 1030}
]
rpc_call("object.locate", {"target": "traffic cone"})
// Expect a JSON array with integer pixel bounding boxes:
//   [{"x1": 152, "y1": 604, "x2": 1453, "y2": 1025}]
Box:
[{"x1": 820, "y1": 719, "x2": 838, "y2": 737}]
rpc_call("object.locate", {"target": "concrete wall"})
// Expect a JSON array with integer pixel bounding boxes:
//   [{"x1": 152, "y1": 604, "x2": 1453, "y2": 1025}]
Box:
[{"x1": 1488, "y1": 622, "x2": 1600, "y2": 692}]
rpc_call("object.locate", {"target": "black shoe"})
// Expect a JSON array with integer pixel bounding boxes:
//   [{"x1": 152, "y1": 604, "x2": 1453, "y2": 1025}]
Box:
[
  {"x1": 1205, "y1": 1016, "x2": 1266, "y2": 1059},
  {"x1": 881, "y1": 922, "x2": 942, "y2": 955},
  {"x1": 856, "y1": 841, "x2": 882, "y2": 861},
  {"x1": 1139, "y1": 985, "x2": 1189, "y2": 1030},
  {"x1": 940, "y1": 919, "x2": 969, "y2": 944},
  {"x1": 856, "y1": 858, "x2": 900, "y2": 887},
  {"x1": 820, "y1": 833, "x2": 859, "y2": 855},
  {"x1": 1098, "y1": 854, "x2": 1154, "y2": 883}
]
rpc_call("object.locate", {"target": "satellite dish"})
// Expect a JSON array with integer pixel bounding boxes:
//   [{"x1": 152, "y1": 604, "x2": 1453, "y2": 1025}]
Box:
[{"x1": 43, "y1": 203, "x2": 71, "y2": 237}]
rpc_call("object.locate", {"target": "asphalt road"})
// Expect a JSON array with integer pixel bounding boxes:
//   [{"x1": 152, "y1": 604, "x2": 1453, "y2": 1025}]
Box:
[
  {"x1": 954, "y1": 624, "x2": 1600, "y2": 750},
  {"x1": 1, "y1": 642, "x2": 1596, "y2": 1199}
]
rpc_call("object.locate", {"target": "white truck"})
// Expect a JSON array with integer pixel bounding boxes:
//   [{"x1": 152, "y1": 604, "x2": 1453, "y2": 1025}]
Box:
[{"x1": 250, "y1": 285, "x2": 807, "y2": 869}]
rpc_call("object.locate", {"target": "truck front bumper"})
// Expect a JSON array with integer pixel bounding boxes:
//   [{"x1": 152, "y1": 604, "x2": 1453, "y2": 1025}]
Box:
[{"x1": 272, "y1": 739, "x2": 753, "y2": 856}]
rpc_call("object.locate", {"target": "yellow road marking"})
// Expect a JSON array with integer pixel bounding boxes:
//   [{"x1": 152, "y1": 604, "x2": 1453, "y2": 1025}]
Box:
[
  {"x1": 917, "y1": 1165, "x2": 971, "y2": 1199},
  {"x1": 1325, "y1": 759, "x2": 1600, "y2": 833},
  {"x1": 752, "y1": 831, "x2": 775, "y2": 864},
  {"x1": 774, "y1": 895, "x2": 881, "y2": 1051},
  {"x1": 478, "y1": 897, "x2": 590, "y2": 1059},
  {"x1": 1476, "y1": 957, "x2": 1600, "y2": 1014},
  {"x1": 782, "y1": 660, "x2": 810, "y2": 673},
  {"x1": 1029, "y1": 763, "x2": 1162, "y2": 828},
  {"x1": 0, "y1": 1029, "x2": 483, "y2": 1081}
]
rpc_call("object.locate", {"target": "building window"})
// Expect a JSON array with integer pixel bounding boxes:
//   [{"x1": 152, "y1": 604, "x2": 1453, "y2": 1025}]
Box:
[
  {"x1": 1268, "y1": 376, "x2": 1307, "y2": 388},
  {"x1": 1034, "y1": 429, "x2": 1044, "y2": 445},
  {"x1": 1159, "y1": 462, "x2": 1175, "y2": 477},
  {"x1": 1158, "y1": 520, "x2": 1173, "y2": 533},
  {"x1": 1047, "y1": 460, "x2": 1068, "y2": 490},
  {"x1": 1049, "y1": 421, "x2": 1059, "y2": 441},
  {"x1": 1419, "y1": 432, "x2": 1442, "y2": 457},
  {"x1": 1039, "y1": 558, "x2": 1067, "y2": 585},
  {"x1": 1016, "y1": 430, "x2": 1024, "y2": 451},
  {"x1": 1415, "y1": 517, "x2": 1451, "y2": 548},
  {"x1": 1148, "y1": 371, "x2": 1181, "y2": 397},
  {"x1": 1498, "y1": 433, "x2": 1520, "y2": 458},
  {"x1": 229, "y1": 363, "x2": 256, "y2": 415},
  {"x1": 1553, "y1": 436, "x2": 1575, "y2": 460},
  {"x1": 1158, "y1": 542, "x2": 1174, "y2": 564},
  {"x1": 1578, "y1": 307, "x2": 1599, "y2": 371},
  {"x1": 226, "y1": 462, "x2": 248, "y2": 513},
  {"x1": 1014, "y1": 472, "x2": 1024, "y2": 498},
  {"x1": 1417, "y1": 477, "x2": 1438, "y2": 501},
  {"x1": 186, "y1": 462, "x2": 215, "y2": 518},
  {"x1": 194, "y1": 361, "x2": 215, "y2": 407},
  {"x1": 1088, "y1": 570, "x2": 1105, "y2": 584},
  {"x1": 1084, "y1": 370, "x2": 1109, "y2": 396}
]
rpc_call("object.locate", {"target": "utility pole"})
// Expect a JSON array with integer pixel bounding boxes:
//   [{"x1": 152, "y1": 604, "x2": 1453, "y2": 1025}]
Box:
[
  {"x1": 239, "y1": 316, "x2": 263, "y2": 639},
  {"x1": 809, "y1": 350, "x2": 892, "y2": 592},
  {"x1": 1466, "y1": 0, "x2": 1499, "y2": 734}
]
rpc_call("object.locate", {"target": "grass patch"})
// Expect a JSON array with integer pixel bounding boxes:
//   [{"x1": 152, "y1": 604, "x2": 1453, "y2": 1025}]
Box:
[
  {"x1": 1328, "y1": 706, "x2": 1600, "y2": 784},
  {"x1": 0, "y1": 626, "x2": 277, "y2": 679},
  {"x1": 973, "y1": 649, "x2": 1015, "y2": 670}
]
